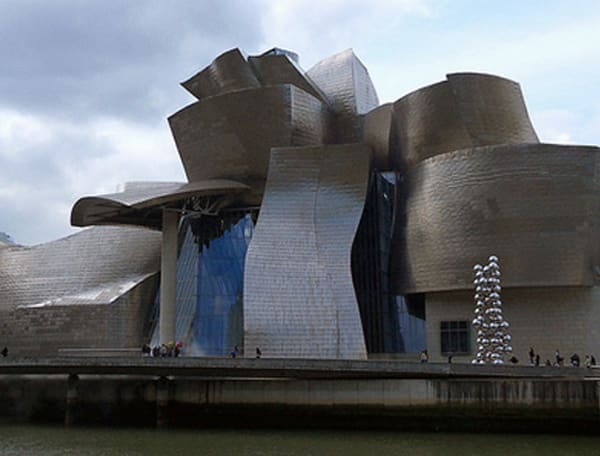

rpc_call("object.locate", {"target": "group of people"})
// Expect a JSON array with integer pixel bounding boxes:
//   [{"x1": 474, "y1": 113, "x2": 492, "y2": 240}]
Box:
[
  {"x1": 419, "y1": 346, "x2": 598, "y2": 367},
  {"x1": 525, "y1": 347, "x2": 597, "y2": 368},
  {"x1": 140, "y1": 343, "x2": 263, "y2": 358},
  {"x1": 142, "y1": 341, "x2": 183, "y2": 358}
]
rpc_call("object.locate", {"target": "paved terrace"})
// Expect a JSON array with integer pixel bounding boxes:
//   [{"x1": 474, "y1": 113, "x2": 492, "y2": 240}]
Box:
[{"x1": 0, "y1": 357, "x2": 596, "y2": 380}]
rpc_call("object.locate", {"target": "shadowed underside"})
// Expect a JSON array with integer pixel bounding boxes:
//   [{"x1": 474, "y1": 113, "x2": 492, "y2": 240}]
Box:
[{"x1": 71, "y1": 180, "x2": 250, "y2": 229}]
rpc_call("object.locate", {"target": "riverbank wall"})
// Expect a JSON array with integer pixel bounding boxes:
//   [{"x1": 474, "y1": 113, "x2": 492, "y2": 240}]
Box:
[{"x1": 1, "y1": 358, "x2": 598, "y2": 433}]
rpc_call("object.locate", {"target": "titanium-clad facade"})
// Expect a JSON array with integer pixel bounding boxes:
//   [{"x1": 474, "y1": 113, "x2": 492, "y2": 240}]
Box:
[
  {"x1": 363, "y1": 103, "x2": 393, "y2": 170},
  {"x1": 307, "y1": 49, "x2": 380, "y2": 143},
  {"x1": 71, "y1": 180, "x2": 249, "y2": 229},
  {"x1": 181, "y1": 48, "x2": 260, "y2": 100},
  {"x1": 0, "y1": 226, "x2": 161, "y2": 355},
  {"x1": 391, "y1": 144, "x2": 600, "y2": 294},
  {"x1": 244, "y1": 144, "x2": 371, "y2": 359},
  {"x1": 445, "y1": 73, "x2": 538, "y2": 145},
  {"x1": 391, "y1": 73, "x2": 538, "y2": 170},
  {"x1": 168, "y1": 85, "x2": 333, "y2": 204},
  {"x1": 248, "y1": 51, "x2": 327, "y2": 104},
  {"x1": 1, "y1": 47, "x2": 598, "y2": 361}
]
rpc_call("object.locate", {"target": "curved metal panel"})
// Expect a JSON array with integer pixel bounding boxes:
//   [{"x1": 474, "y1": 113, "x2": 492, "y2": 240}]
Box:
[
  {"x1": 0, "y1": 226, "x2": 161, "y2": 354},
  {"x1": 168, "y1": 85, "x2": 332, "y2": 201},
  {"x1": 0, "y1": 226, "x2": 160, "y2": 308},
  {"x1": 391, "y1": 143, "x2": 600, "y2": 293},
  {"x1": 181, "y1": 48, "x2": 260, "y2": 100},
  {"x1": 391, "y1": 73, "x2": 540, "y2": 170},
  {"x1": 71, "y1": 180, "x2": 249, "y2": 228},
  {"x1": 447, "y1": 73, "x2": 539, "y2": 145},
  {"x1": 363, "y1": 103, "x2": 393, "y2": 170},
  {"x1": 391, "y1": 80, "x2": 472, "y2": 169},
  {"x1": 243, "y1": 144, "x2": 371, "y2": 359},
  {"x1": 248, "y1": 53, "x2": 328, "y2": 104},
  {"x1": 307, "y1": 49, "x2": 379, "y2": 143}
]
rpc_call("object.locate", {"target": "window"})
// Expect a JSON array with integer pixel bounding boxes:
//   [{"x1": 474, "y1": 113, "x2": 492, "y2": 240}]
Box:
[{"x1": 440, "y1": 321, "x2": 470, "y2": 355}]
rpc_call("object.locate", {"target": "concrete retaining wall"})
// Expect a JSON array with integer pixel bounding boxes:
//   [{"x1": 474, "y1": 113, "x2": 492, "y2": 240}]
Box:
[{"x1": 0, "y1": 374, "x2": 598, "y2": 433}]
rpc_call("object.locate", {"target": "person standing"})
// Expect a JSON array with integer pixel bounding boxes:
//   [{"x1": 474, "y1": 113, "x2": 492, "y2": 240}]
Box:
[
  {"x1": 420, "y1": 350, "x2": 429, "y2": 363},
  {"x1": 555, "y1": 349, "x2": 563, "y2": 366},
  {"x1": 256, "y1": 347, "x2": 262, "y2": 359},
  {"x1": 528, "y1": 347, "x2": 535, "y2": 365},
  {"x1": 570, "y1": 353, "x2": 580, "y2": 367}
]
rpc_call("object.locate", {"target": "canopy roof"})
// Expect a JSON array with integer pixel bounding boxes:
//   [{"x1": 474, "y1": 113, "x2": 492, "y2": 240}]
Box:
[{"x1": 71, "y1": 180, "x2": 249, "y2": 229}]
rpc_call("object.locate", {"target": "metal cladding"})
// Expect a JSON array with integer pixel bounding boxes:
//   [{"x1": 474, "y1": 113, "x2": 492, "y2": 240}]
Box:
[
  {"x1": 0, "y1": 226, "x2": 160, "y2": 307},
  {"x1": 382, "y1": 71, "x2": 594, "y2": 299},
  {"x1": 71, "y1": 180, "x2": 249, "y2": 228},
  {"x1": 391, "y1": 73, "x2": 539, "y2": 170},
  {"x1": 181, "y1": 48, "x2": 260, "y2": 100},
  {"x1": 244, "y1": 144, "x2": 370, "y2": 359},
  {"x1": 169, "y1": 48, "x2": 381, "y2": 202},
  {"x1": 307, "y1": 49, "x2": 379, "y2": 115},
  {"x1": 307, "y1": 49, "x2": 380, "y2": 143},
  {"x1": 391, "y1": 143, "x2": 600, "y2": 294},
  {"x1": 168, "y1": 85, "x2": 332, "y2": 204},
  {"x1": 363, "y1": 103, "x2": 393, "y2": 170},
  {"x1": 4, "y1": 46, "x2": 599, "y2": 359},
  {"x1": 248, "y1": 52, "x2": 327, "y2": 104},
  {"x1": 0, "y1": 226, "x2": 161, "y2": 354},
  {"x1": 446, "y1": 73, "x2": 539, "y2": 145}
]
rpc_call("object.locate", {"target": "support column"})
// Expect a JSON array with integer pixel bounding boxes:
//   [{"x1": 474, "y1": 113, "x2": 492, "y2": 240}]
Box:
[
  {"x1": 159, "y1": 210, "x2": 179, "y2": 345},
  {"x1": 156, "y1": 376, "x2": 170, "y2": 428},
  {"x1": 65, "y1": 374, "x2": 79, "y2": 427}
]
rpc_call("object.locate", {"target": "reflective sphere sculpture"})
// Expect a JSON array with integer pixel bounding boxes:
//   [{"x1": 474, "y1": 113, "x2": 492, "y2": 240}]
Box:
[{"x1": 471, "y1": 256, "x2": 513, "y2": 364}]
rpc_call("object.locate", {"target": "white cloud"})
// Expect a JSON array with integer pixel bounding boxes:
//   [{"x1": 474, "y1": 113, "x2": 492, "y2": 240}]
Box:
[
  {"x1": 382, "y1": 21, "x2": 598, "y2": 100},
  {"x1": 79, "y1": 117, "x2": 185, "y2": 189},
  {"x1": 531, "y1": 109, "x2": 579, "y2": 144},
  {"x1": 531, "y1": 106, "x2": 600, "y2": 146},
  {"x1": 0, "y1": 108, "x2": 184, "y2": 245},
  {"x1": 256, "y1": 0, "x2": 436, "y2": 68},
  {"x1": 0, "y1": 109, "x2": 56, "y2": 156}
]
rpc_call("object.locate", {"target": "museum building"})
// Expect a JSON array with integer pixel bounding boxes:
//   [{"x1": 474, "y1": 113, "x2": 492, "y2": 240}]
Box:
[{"x1": 0, "y1": 47, "x2": 598, "y2": 363}]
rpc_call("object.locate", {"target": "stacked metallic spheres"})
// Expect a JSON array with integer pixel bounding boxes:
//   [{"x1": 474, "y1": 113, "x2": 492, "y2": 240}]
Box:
[{"x1": 471, "y1": 256, "x2": 512, "y2": 364}]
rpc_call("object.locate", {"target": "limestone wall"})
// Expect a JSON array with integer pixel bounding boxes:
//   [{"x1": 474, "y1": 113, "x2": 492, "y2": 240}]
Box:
[{"x1": 425, "y1": 286, "x2": 600, "y2": 364}]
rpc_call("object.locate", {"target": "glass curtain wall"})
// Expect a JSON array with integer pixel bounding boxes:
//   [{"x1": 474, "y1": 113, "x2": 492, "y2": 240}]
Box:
[
  {"x1": 150, "y1": 214, "x2": 253, "y2": 355},
  {"x1": 352, "y1": 172, "x2": 403, "y2": 353}
]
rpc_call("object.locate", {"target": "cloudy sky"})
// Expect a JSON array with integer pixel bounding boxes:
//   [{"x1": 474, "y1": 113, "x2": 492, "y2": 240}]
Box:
[{"x1": 1, "y1": 0, "x2": 599, "y2": 245}]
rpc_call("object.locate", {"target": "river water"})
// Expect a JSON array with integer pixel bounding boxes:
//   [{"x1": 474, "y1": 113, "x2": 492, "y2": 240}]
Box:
[{"x1": 0, "y1": 425, "x2": 598, "y2": 455}]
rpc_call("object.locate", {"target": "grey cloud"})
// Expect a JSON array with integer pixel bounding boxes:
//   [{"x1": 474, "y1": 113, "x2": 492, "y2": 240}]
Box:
[
  {"x1": 0, "y1": 0, "x2": 270, "y2": 245},
  {"x1": 0, "y1": 0, "x2": 264, "y2": 121}
]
